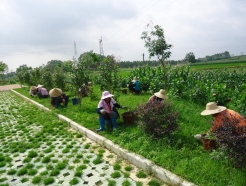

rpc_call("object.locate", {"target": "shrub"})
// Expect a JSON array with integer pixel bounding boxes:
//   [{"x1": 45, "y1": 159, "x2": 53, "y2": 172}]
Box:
[
  {"x1": 137, "y1": 101, "x2": 179, "y2": 139},
  {"x1": 213, "y1": 116, "x2": 246, "y2": 168}
]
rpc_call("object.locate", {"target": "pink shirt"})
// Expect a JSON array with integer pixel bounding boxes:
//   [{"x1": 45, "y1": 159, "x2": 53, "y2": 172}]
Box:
[
  {"x1": 97, "y1": 98, "x2": 116, "y2": 113},
  {"x1": 38, "y1": 87, "x2": 48, "y2": 96}
]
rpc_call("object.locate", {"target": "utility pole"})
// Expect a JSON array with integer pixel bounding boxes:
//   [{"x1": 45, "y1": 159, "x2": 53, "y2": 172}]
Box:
[
  {"x1": 73, "y1": 41, "x2": 78, "y2": 67},
  {"x1": 142, "y1": 53, "x2": 145, "y2": 62},
  {"x1": 99, "y1": 37, "x2": 104, "y2": 60}
]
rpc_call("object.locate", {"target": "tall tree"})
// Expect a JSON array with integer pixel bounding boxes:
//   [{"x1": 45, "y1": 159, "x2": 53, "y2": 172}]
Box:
[
  {"x1": 45, "y1": 60, "x2": 63, "y2": 73},
  {"x1": 184, "y1": 52, "x2": 196, "y2": 63}
]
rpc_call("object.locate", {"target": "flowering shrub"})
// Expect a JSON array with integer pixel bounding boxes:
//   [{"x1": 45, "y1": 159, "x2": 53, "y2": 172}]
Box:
[
  {"x1": 137, "y1": 101, "x2": 179, "y2": 139},
  {"x1": 213, "y1": 116, "x2": 246, "y2": 168}
]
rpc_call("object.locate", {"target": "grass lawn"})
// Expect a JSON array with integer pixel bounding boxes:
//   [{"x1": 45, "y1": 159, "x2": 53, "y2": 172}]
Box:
[{"x1": 14, "y1": 86, "x2": 246, "y2": 186}]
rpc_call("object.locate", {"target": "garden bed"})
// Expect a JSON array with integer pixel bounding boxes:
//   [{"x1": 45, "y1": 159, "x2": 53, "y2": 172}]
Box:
[
  {"x1": 14, "y1": 86, "x2": 246, "y2": 186},
  {"x1": 0, "y1": 91, "x2": 164, "y2": 186}
]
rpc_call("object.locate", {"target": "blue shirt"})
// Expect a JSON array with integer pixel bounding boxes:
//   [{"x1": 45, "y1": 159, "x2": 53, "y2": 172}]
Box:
[{"x1": 133, "y1": 81, "x2": 140, "y2": 91}]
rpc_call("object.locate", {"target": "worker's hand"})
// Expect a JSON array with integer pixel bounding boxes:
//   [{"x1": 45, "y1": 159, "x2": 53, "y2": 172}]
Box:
[
  {"x1": 100, "y1": 109, "x2": 107, "y2": 114},
  {"x1": 121, "y1": 106, "x2": 127, "y2": 109}
]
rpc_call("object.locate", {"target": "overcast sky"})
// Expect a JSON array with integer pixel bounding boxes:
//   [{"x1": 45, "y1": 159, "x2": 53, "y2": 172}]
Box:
[{"x1": 1, "y1": 0, "x2": 246, "y2": 72}]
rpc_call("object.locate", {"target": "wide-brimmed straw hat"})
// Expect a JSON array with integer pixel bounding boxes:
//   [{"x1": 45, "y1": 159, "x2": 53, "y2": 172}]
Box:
[
  {"x1": 49, "y1": 88, "x2": 62, "y2": 97},
  {"x1": 154, "y1": 89, "x2": 168, "y2": 99},
  {"x1": 30, "y1": 86, "x2": 37, "y2": 91},
  {"x1": 101, "y1": 91, "x2": 114, "y2": 100},
  {"x1": 37, "y1": 84, "x2": 43, "y2": 88},
  {"x1": 201, "y1": 102, "x2": 227, "y2": 116}
]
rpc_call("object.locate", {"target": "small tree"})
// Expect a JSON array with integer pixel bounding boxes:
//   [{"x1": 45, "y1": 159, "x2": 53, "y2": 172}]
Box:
[
  {"x1": 53, "y1": 66, "x2": 66, "y2": 91},
  {"x1": 41, "y1": 68, "x2": 53, "y2": 91},
  {"x1": 97, "y1": 55, "x2": 120, "y2": 94},
  {"x1": 141, "y1": 24, "x2": 173, "y2": 90},
  {"x1": 69, "y1": 57, "x2": 91, "y2": 98},
  {"x1": 184, "y1": 52, "x2": 196, "y2": 63},
  {"x1": 0, "y1": 61, "x2": 8, "y2": 85},
  {"x1": 16, "y1": 64, "x2": 32, "y2": 87}
]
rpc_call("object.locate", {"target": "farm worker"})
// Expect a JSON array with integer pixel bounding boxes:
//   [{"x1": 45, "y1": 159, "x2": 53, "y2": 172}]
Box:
[
  {"x1": 96, "y1": 91, "x2": 126, "y2": 132},
  {"x1": 36, "y1": 84, "x2": 49, "y2": 99},
  {"x1": 148, "y1": 89, "x2": 168, "y2": 104},
  {"x1": 201, "y1": 102, "x2": 246, "y2": 134},
  {"x1": 128, "y1": 76, "x2": 141, "y2": 94},
  {"x1": 78, "y1": 83, "x2": 90, "y2": 97},
  {"x1": 29, "y1": 86, "x2": 37, "y2": 97},
  {"x1": 49, "y1": 88, "x2": 69, "y2": 108}
]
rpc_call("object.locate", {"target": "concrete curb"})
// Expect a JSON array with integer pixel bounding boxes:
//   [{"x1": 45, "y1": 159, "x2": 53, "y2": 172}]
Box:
[{"x1": 11, "y1": 90, "x2": 197, "y2": 186}]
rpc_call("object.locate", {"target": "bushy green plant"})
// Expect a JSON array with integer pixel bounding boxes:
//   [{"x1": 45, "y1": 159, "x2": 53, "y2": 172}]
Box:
[
  {"x1": 96, "y1": 55, "x2": 120, "y2": 93},
  {"x1": 213, "y1": 117, "x2": 246, "y2": 168},
  {"x1": 137, "y1": 101, "x2": 179, "y2": 139}
]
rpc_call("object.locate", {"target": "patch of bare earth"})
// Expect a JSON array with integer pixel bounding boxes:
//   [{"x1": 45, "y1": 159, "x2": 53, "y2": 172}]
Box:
[{"x1": 0, "y1": 84, "x2": 21, "y2": 91}]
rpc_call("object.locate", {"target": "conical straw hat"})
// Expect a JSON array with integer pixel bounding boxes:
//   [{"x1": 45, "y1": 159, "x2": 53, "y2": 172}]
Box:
[
  {"x1": 30, "y1": 86, "x2": 37, "y2": 91},
  {"x1": 49, "y1": 88, "x2": 62, "y2": 97}
]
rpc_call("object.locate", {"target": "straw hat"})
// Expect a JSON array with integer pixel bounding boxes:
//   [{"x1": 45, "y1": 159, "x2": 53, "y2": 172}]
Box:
[
  {"x1": 30, "y1": 86, "x2": 37, "y2": 91},
  {"x1": 37, "y1": 84, "x2": 43, "y2": 88},
  {"x1": 132, "y1": 76, "x2": 138, "y2": 82},
  {"x1": 201, "y1": 102, "x2": 227, "y2": 116},
  {"x1": 101, "y1": 91, "x2": 114, "y2": 100},
  {"x1": 49, "y1": 88, "x2": 62, "y2": 97},
  {"x1": 154, "y1": 89, "x2": 168, "y2": 99}
]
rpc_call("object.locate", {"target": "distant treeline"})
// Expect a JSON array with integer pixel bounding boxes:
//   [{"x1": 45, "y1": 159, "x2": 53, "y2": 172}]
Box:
[
  {"x1": 197, "y1": 51, "x2": 231, "y2": 62},
  {"x1": 118, "y1": 60, "x2": 181, "y2": 68}
]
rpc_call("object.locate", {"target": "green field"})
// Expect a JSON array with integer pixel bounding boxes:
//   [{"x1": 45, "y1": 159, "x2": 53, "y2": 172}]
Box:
[{"x1": 190, "y1": 55, "x2": 246, "y2": 70}]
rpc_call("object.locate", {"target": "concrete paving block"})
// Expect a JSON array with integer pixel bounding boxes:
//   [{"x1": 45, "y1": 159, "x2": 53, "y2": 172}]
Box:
[
  {"x1": 126, "y1": 153, "x2": 153, "y2": 174},
  {"x1": 69, "y1": 121, "x2": 79, "y2": 130},
  {"x1": 151, "y1": 165, "x2": 197, "y2": 186},
  {"x1": 85, "y1": 129, "x2": 102, "y2": 143},
  {"x1": 103, "y1": 139, "x2": 115, "y2": 151},
  {"x1": 107, "y1": 143, "x2": 122, "y2": 157},
  {"x1": 76, "y1": 125, "x2": 90, "y2": 135},
  {"x1": 57, "y1": 114, "x2": 71, "y2": 123},
  {"x1": 118, "y1": 148, "x2": 130, "y2": 160}
]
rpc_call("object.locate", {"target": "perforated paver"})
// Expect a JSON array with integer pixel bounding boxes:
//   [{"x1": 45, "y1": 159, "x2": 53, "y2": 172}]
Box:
[{"x1": 0, "y1": 91, "x2": 167, "y2": 186}]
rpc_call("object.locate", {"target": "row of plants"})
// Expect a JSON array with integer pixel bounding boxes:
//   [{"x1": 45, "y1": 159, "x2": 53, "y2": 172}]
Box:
[
  {"x1": 124, "y1": 66, "x2": 246, "y2": 115},
  {"x1": 15, "y1": 84, "x2": 246, "y2": 186},
  {"x1": 0, "y1": 91, "x2": 164, "y2": 186}
]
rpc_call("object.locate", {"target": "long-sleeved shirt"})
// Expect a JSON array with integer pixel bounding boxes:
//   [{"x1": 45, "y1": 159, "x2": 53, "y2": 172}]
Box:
[
  {"x1": 148, "y1": 95, "x2": 164, "y2": 104},
  {"x1": 211, "y1": 109, "x2": 246, "y2": 134},
  {"x1": 38, "y1": 87, "x2": 48, "y2": 96}
]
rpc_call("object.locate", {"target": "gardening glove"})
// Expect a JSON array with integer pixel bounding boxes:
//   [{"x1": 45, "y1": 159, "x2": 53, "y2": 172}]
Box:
[
  {"x1": 121, "y1": 106, "x2": 127, "y2": 109},
  {"x1": 100, "y1": 109, "x2": 107, "y2": 114}
]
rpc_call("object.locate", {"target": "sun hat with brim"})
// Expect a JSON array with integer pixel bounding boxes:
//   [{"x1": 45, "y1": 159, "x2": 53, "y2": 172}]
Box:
[
  {"x1": 101, "y1": 91, "x2": 114, "y2": 100},
  {"x1": 201, "y1": 102, "x2": 227, "y2": 116},
  {"x1": 37, "y1": 84, "x2": 43, "y2": 88},
  {"x1": 154, "y1": 89, "x2": 168, "y2": 99},
  {"x1": 30, "y1": 86, "x2": 37, "y2": 91},
  {"x1": 49, "y1": 88, "x2": 62, "y2": 97}
]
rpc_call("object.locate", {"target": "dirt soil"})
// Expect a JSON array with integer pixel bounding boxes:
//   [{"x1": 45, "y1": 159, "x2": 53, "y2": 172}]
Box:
[{"x1": 0, "y1": 84, "x2": 21, "y2": 91}]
